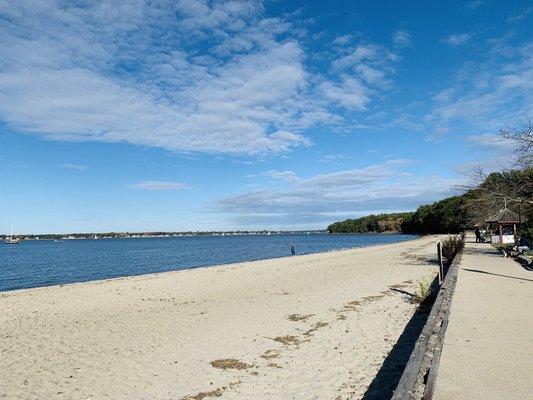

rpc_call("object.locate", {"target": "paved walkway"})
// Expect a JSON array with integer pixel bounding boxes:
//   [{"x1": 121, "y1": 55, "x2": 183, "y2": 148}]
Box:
[{"x1": 434, "y1": 238, "x2": 533, "y2": 399}]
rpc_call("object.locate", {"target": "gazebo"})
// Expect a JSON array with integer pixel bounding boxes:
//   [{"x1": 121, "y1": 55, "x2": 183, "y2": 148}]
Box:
[{"x1": 485, "y1": 209, "x2": 520, "y2": 244}]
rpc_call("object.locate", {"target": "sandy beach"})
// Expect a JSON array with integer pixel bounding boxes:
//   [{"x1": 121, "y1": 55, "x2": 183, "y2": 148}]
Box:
[{"x1": 0, "y1": 235, "x2": 441, "y2": 400}]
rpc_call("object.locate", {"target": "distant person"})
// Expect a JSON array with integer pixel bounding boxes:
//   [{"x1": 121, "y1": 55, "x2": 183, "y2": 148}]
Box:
[
  {"x1": 474, "y1": 227, "x2": 481, "y2": 243},
  {"x1": 517, "y1": 235, "x2": 530, "y2": 253},
  {"x1": 291, "y1": 245, "x2": 295, "y2": 256}
]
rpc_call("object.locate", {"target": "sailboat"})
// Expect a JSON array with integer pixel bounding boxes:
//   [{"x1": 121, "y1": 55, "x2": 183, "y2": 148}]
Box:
[{"x1": 4, "y1": 226, "x2": 22, "y2": 245}]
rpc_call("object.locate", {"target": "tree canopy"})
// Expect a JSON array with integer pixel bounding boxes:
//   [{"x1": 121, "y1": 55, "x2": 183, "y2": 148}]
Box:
[
  {"x1": 400, "y1": 195, "x2": 468, "y2": 234},
  {"x1": 327, "y1": 212, "x2": 413, "y2": 234},
  {"x1": 327, "y1": 168, "x2": 532, "y2": 238}
]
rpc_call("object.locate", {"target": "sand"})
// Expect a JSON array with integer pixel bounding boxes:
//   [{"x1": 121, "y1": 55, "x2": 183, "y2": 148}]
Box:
[{"x1": 0, "y1": 235, "x2": 442, "y2": 400}]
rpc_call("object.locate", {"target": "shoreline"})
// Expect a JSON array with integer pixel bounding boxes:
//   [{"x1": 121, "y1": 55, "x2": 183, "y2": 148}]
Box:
[
  {"x1": 1, "y1": 235, "x2": 442, "y2": 399},
  {"x1": 0, "y1": 234, "x2": 419, "y2": 294}
]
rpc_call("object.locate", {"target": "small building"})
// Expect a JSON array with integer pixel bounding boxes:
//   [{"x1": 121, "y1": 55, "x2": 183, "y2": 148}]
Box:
[{"x1": 485, "y1": 209, "x2": 520, "y2": 244}]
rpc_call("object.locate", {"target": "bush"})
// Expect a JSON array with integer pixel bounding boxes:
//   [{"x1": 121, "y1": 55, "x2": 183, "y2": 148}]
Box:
[{"x1": 441, "y1": 235, "x2": 465, "y2": 262}]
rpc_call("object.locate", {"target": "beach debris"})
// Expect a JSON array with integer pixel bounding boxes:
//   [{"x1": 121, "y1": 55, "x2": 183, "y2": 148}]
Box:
[
  {"x1": 361, "y1": 293, "x2": 388, "y2": 303},
  {"x1": 343, "y1": 300, "x2": 361, "y2": 311},
  {"x1": 260, "y1": 349, "x2": 280, "y2": 359},
  {"x1": 304, "y1": 321, "x2": 329, "y2": 337},
  {"x1": 210, "y1": 358, "x2": 250, "y2": 370},
  {"x1": 271, "y1": 335, "x2": 300, "y2": 345},
  {"x1": 389, "y1": 281, "x2": 411, "y2": 289},
  {"x1": 182, "y1": 387, "x2": 225, "y2": 400},
  {"x1": 267, "y1": 362, "x2": 283, "y2": 369},
  {"x1": 287, "y1": 313, "x2": 314, "y2": 322},
  {"x1": 228, "y1": 380, "x2": 242, "y2": 389},
  {"x1": 336, "y1": 290, "x2": 392, "y2": 318}
]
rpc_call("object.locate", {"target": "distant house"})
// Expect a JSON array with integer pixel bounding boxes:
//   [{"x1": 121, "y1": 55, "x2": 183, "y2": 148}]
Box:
[{"x1": 485, "y1": 209, "x2": 520, "y2": 244}]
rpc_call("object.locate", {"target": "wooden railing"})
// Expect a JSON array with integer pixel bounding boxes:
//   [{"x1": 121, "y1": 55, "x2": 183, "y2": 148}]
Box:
[{"x1": 391, "y1": 239, "x2": 463, "y2": 399}]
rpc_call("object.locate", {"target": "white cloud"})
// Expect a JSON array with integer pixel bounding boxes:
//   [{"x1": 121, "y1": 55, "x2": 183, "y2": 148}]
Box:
[
  {"x1": 427, "y1": 41, "x2": 533, "y2": 138},
  {"x1": 264, "y1": 170, "x2": 301, "y2": 184},
  {"x1": 128, "y1": 181, "x2": 188, "y2": 191},
  {"x1": 507, "y1": 7, "x2": 532, "y2": 23},
  {"x1": 467, "y1": 133, "x2": 518, "y2": 152},
  {"x1": 60, "y1": 163, "x2": 89, "y2": 171},
  {"x1": 319, "y1": 78, "x2": 369, "y2": 109},
  {"x1": 318, "y1": 154, "x2": 351, "y2": 163},
  {"x1": 333, "y1": 44, "x2": 381, "y2": 69},
  {"x1": 467, "y1": 1, "x2": 484, "y2": 10},
  {"x1": 213, "y1": 160, "x2": 458, "y2": 227},
  {"x1": 393, "y1": 30, "x2": 411, "y2": 47},
  {"x1": 330, "y1": 43, "x2": 397, "y2": 93},
  {"x1": 333, "y1": 35, "x2": 353, "y2": 46},
  {"x1": 443, "y1": 33, "x2": 471, "y2": 47},
  {"x1": 0, "y1": 0, "x2": 398, "y2": 155}
]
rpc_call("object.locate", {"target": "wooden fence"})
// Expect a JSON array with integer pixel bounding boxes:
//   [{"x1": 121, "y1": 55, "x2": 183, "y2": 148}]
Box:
[{"x1": 391, "y1": 239, "x2": 462, "y2": 399}]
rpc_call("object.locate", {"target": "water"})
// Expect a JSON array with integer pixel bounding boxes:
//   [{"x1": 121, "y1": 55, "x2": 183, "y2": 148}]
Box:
[{"x1": 0, "y1": 233, "x2": 416, "y2": 292}]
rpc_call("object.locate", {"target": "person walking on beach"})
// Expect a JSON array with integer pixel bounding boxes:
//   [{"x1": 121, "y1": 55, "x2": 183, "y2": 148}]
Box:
[
  {"x1": 474, "y1": 227, "x2": 481, "y2": 243},
  {"x1": 291, "y1": 245, "x2": 295, "y2": 256}
]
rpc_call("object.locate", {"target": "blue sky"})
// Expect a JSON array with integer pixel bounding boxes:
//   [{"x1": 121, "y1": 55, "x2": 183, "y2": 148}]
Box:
[{"x1": 0, "y1": 0, "x2": 531, "y2": 234}]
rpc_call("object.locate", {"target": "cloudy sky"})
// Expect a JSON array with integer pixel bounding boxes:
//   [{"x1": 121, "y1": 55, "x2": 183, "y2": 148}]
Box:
[{"x1": 0, "y1": 0, "x2": 531, "y2": 233}]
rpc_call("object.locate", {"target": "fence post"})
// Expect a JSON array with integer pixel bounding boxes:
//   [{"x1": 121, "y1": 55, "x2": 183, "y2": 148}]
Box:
[{"x1": 437, "y1": 241, "x2": 443, "y2": 285}]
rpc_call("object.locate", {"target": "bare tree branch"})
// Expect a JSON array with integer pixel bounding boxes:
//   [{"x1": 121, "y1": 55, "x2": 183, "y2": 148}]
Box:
[{"x1": 498, "y1": 120, "x2": 533, "y2": 168}]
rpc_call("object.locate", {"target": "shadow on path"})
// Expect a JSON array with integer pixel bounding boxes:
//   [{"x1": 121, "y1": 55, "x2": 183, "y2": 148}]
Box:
[
  {"x1": 462, "y1": 268, "x2": 533, "y2": 282},
  {"x1": 361, "y1": 294, "x2": 434, "y2": 400}
]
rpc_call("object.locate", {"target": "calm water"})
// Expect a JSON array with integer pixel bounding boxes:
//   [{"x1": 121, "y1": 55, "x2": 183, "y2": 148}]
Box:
[{"x1": 0, "y1": 233, "x2": 416, "y2": 292}]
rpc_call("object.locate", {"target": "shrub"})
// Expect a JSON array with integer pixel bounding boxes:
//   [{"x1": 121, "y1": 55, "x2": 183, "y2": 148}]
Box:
[
  {"x1": 441, "y1": 235, "x2": 464, "y2": 262},
  {"x1": 413, "y1": 276, "x2": 432, "y2": 303}
]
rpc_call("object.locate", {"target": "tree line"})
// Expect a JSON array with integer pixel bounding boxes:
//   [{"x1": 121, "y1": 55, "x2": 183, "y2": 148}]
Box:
[
  {"x1": 326, "y1": 195, "x2": 469, "y2": 235},
  {"x1": 327, "y1": 212, "x2": 413, "y2": 234},
  {"x1": 327, "y1": 169, "x2": 531, "y2": 237},
  {"x1": 328, "y1": 122, "x2": 532, "y2": 240}
]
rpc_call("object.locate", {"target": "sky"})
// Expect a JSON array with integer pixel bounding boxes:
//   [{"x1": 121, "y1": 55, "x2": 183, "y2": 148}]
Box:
[{"x1": 0, "y1": 0, "x2": 531, "y2": 234}]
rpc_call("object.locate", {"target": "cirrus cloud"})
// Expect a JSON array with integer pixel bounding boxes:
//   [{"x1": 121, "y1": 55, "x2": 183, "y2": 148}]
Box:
[
  {"x1": 443, "y1": 33, "x2": 471, "y2": 47},
  {"x1": 60, "y1": 163, "x2": 89, "y2": 171},
  {"x1": 393, "y1": 30, "x2": 411, "y2": 48}
]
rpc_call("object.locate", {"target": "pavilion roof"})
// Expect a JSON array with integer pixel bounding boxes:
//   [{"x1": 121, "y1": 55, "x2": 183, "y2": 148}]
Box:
[{"x1": 485, "y1": 209, "x2": 520, "y2": 223}]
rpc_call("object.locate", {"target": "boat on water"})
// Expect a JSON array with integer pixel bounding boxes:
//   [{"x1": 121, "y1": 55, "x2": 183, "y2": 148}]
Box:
[{"x1": 4, "y1": 226, "x2": 22, "y2": 245}]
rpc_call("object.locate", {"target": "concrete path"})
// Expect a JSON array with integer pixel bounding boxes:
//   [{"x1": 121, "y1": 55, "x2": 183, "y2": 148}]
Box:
[{"x1": 434, "y1": 238, "x2": 533, "y2": 399}]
